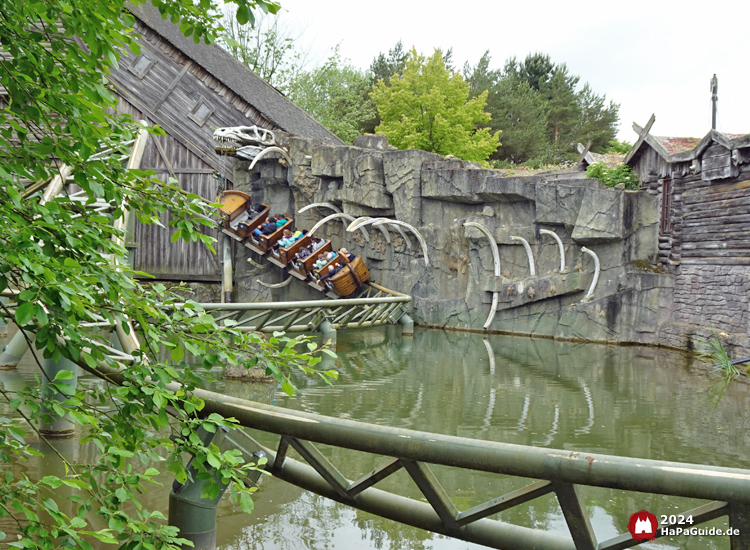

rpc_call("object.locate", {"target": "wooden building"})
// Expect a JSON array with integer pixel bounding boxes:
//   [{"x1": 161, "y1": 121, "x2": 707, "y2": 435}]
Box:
[
  {"x1": 625, "y1": 118, "x2": 750, "y2": 267},
  {"x1": 110, "y1": 2, "x2": 342, "y2": 282}
]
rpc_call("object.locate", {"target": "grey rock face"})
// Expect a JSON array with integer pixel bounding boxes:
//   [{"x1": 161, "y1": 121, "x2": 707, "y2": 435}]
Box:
[
  {"x1": 354, "y1": 135, "x2": 389, "y2": 151},
  {"x1": 342, "y1": 152, "x2": 392, "y2": 210},
  {"x1": 382, "y1": 149, "x2": 442, "y2": 225},
  {"x1": 226, "y1": 134, "x2": 750, "y2": 354}
]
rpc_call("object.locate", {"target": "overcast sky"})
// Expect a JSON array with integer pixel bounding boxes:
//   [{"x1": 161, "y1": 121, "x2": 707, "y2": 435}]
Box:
[{"x1": 272, "y1": 0, "x2": 749, "y2": 143}]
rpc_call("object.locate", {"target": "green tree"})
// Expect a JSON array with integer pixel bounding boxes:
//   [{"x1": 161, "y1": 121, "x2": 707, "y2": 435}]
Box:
[
  {"x1": 542, "y1": 63, "x2": 580, "y2": 154},
  {"x1": 573, "y1": 83, "x2": 620, "y2": 153},
  {"x1": 490, "y1": 76, "x2": 550, "y2": 164},
  {"x1": 369, "y1": 40, "x2": 409, "y2": 87},
  {"x1": 465, "y1": 52, "x2": 548, "y2": 164},
  {"x1": 371, "y1": 48, "x2": 499, "y2": 162},
  {"x1": 219, "y1": 8, "x2": 308, "y2": 94},
  {"x1": 463, "y1": 50, "x2": 500, "y2": 99},
  {"x1": 0, "y1": 1, "x2": 336, "y2": 548},
  {"x1": 287, "y1": 47, "x2": 376, "y2": 144},
  {"x1": 360, "y1": 41, "x2": 409, "y2": 135},
  {"x1": 518, "y1": 52, "x2": 554, "y2": 92}
]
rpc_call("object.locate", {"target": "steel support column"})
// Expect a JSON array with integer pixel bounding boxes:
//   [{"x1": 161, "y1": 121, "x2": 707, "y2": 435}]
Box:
[
  {"x1": 222, "y1": 234, "x2": 233, "y2": 303},
  {"x1": 730, "y1": 503, "x2": 750, "y2": 550},
  {"x1": 0, "y1": 297, "x2": 8, "y2": 340}
]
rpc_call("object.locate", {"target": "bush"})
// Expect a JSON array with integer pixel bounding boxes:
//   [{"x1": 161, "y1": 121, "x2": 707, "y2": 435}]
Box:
[{"x1": 586, "y1": 162, "x2": 639, "y2": 190}]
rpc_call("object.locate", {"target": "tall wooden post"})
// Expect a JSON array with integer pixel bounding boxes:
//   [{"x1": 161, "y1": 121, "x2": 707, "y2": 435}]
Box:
[{"x1": 711, "y1": 74, "x2": 718, "y2": 130}]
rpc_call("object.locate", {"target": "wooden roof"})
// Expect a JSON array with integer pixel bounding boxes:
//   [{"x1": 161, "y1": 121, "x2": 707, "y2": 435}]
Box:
[
  {"x1": 625, "y1": 118, "x2": 750, "y2": 165},
  {"x1": 126, "y1": 2, "x2": 343, "y2": 143}
]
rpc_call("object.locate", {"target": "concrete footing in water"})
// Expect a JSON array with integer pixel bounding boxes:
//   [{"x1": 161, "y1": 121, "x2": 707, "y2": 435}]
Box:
[
  {"x1": 39, "y1": 356, "x2": 78, "y2": 438},
  {"x1": 318, "y1": 319, "x2": 337, "y2": 347},
  {"x1": 399, "y1": 313, "x2": 414, "y2": 336},
  {"x1": 0, "y1": 329, "x2": 31, "y2": 369}
]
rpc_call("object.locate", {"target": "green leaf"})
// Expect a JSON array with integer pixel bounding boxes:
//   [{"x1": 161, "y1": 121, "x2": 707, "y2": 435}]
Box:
[
  {"x1": 170, "y1": 229, "x2": 182, "y2": 243},
  {"x1": 170, "y1": 343, "x2": 184, "y2": 362},
  {"x1": 281, "y1": 378, "x2": 295, "y2": 396},
  {"x1": 206, "y1": 453, "x2": 220, "y2": 469},
  {"x1": 239, "y1": 491, "x2": 254, "y2": 514},
  {"x1": 54, "y1": 369, "x2": 75, "y2": 380},
  {"x1": 15, "y1": 302, "x2": 35, "y2": 326}
]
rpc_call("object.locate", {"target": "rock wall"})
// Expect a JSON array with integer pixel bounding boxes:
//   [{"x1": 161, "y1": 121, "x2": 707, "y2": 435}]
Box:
[
  {"x1": 660, "y1": 264, "x2": 750, "y2": 356},
  {"x1": 226, "y1": 135, "x2": 748, "y2": 354}
]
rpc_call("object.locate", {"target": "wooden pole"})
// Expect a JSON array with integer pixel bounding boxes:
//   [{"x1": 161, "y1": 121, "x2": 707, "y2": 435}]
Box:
[{"x1": 711, "y1": 74, "x2": 718, "y2": 130}]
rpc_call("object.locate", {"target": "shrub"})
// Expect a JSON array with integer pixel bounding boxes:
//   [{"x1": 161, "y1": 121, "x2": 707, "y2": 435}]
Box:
[{"x1": 586, "y1": 162, "x2": 639, "y2": 190}]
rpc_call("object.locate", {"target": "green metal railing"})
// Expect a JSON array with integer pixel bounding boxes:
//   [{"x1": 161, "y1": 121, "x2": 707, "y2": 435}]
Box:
[
  {"x1": 82, "y1": 353, "x2": 750, "y2": 550},
  {"x1": 204, "y1": 396, "x2": 750, "y2": 550}
]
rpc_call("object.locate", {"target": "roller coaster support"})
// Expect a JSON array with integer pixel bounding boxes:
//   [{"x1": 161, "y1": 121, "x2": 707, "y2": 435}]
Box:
[
  {"x1": 399, "y1": 313, "x2": 414, "y2": 336},
  {"x1": 168, "y1": 426, "x2": 266, "y2": 549},
  {"x1": 0, "y1": 329, "x2": 31, "y2": 369},
  {"x1": 318, "y1": 319, "x2": 337, "y2": 346}
]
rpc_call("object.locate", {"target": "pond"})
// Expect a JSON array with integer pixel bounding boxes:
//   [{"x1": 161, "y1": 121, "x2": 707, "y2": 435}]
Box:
[{"x1": 2, "y1": 327, "x2": 749, "y2": 549}]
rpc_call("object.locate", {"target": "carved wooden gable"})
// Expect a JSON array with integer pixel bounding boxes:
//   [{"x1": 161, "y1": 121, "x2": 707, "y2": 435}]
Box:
[{"x1": 701, "y1": 143, "x2": 738, "y2": 181}]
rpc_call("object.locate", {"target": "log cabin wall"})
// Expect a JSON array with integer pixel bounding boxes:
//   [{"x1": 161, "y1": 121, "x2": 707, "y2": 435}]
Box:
[{"x1": 630, "y1": 138, "x2": 750, "y2": 354}]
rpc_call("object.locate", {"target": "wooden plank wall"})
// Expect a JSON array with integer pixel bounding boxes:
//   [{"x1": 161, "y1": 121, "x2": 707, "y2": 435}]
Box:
[
  {"x1": 631, "y1": 146, "x2": 672, "y2": 183},
  {"x1": 674, "y1": 165, "x2": 750, "y2": 265},
  {"x1": 106, "y1": 19, "x2": 292, "y2": 282},
  {"x1": 108, "y1": 19, "x2": 276, "y2": 184},
  {"x1": 115, "y1": 97, "x2": 222, "y2": 281}
]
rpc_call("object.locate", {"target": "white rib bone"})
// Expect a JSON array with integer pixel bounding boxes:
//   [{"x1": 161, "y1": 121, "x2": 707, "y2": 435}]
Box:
[
  {"x1": 580, "y1": 247, "x2": 600, "y2": 300},
  {"x1": 298, "y1": 203, "x2": 341, "y2": 214},
  {"x1": 257, "y1": 276, "x2": 293, "y2": 288},
  {"x1": 308, "y1": 213, "x2": 369, "y2": 241},
  {"x1": 248, "y1": 147, "x2": 292, "y2": 171},
  {"x1": 345, "y1": 217, "x2": 391, "y2": 244},
  {"x1": 540, "y1": 229, "x2": 566, "y2": 272},
  {"x1": 464, "y1": 222, "x2": 499, "y2": 329},
  {"x1": 510, "y1": 236, "x2": 536, "y2": 276}
]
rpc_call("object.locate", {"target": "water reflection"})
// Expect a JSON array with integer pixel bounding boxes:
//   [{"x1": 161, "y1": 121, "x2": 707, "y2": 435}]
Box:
[
  {"x1": 4, "y1": 327, "x2": 750, "y2": 550},
  {"x1": 217, "y1": 328, "x2": 750, "y2": 550}
]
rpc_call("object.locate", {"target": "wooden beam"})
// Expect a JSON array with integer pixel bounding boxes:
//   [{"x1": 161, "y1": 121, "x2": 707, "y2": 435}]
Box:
[
  {"x1": 152, "y1": 61, "x2": 192, "y2": 112},
  {"x1": 110, "y1": 80, "x2": 235, "y2": 185},
  {"x1": 624, "y1": 114, "x2": 656, "y2": 165},
  {"x1": 139, "y1": 168, "x2": 215, "y2": 174}
]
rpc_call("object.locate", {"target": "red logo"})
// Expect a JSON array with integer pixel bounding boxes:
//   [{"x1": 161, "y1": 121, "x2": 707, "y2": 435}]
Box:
[{"x1": 628, "y1": 510, "x2": 658, "y2": 541}]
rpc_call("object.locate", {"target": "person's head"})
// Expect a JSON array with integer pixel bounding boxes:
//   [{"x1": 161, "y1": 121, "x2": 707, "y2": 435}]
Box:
[
  {"x1": 317, "y1": 254, "x2": 325, "y2": 261},
  {"x1": 282, "y1": 229, "x2": 292, "y2": 237},
  {"x1": 312, "y1": 237, "x2": 321, "y2": 243},
  {"x1": 267, "y1": 217, "x2": 277, "y2": 224},
  {"x1": 339, "y1": 247, "x2": 348, "y2": 255}
]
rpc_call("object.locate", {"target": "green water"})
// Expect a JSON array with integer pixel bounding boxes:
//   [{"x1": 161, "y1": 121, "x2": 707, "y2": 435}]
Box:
[
  {"x1": 3, "y1": 327, "x2": 750, "y2": 549},
  {"x1": 209, "y1": 327, "x2": 750, "y2": 550}
]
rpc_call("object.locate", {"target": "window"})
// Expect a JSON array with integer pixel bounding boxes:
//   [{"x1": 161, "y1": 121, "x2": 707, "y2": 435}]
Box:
[
  {"x1": 188, "y1": 97, "x2": 214, "y2": 127},
  {"x1": 127, "y1": 54, "x2": 155, "y2": 80}
]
